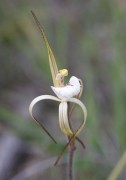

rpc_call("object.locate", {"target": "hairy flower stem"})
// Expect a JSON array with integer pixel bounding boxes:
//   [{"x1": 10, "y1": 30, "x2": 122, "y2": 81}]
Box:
[{"x1": 68, "y1": 137, "x2": 76, "y2": 180}]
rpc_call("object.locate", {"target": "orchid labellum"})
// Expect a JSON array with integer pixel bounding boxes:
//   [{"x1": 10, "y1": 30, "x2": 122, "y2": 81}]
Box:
[{"x1": 29, "y1": 11, "x2": 87, "y2": 166}]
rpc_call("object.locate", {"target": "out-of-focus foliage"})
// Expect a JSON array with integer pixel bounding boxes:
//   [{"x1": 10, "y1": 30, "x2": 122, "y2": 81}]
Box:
[{"x1": 0, "y1": 0, "x2": 126, "y2": 179}]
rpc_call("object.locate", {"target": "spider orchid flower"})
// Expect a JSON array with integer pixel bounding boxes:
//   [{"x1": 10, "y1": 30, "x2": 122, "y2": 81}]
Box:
[{"x1": 29, "y1": 11, "x2": 87, "y2": 165}]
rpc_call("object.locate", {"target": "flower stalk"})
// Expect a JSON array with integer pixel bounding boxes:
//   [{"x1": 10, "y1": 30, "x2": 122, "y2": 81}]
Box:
[{"x1": 68, "y1": 138, "x2": 76, "y2": 180}]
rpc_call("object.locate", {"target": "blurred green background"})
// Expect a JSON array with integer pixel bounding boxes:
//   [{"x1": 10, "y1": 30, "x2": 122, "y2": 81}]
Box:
[{"x1": 0, "y1": 0, "x2": 126, "y2": 179}]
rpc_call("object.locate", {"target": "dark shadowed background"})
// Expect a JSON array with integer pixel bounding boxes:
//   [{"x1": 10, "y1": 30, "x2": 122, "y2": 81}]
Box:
[{"x1": 0, "y1": 0, "x2": 126, "y2": 179}]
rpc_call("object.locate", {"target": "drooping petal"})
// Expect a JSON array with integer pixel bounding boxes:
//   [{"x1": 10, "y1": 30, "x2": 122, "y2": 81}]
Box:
[
  {"x1": 29, "y1": 95, "x2": 61, "y2": 143},
  {"x1": 59, "y1": 102, "x2": 73, "y2": 136},
  {"x1": 68, "y1": 97, "x2": 87, "y2": 137},
  {"x1": 58, "y1": 96, "x2": 87, "y2": 139},
  {"x1": 54, "y1": 97, "x2": 87, "y2": 165}
]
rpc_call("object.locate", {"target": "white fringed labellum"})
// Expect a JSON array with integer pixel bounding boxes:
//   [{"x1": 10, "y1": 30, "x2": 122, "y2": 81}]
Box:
[{"x1": 51, "y1": 76, "x2": 81, "y2": 100}]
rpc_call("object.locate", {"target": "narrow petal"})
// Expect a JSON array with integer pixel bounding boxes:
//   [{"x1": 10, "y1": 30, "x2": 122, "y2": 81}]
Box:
[
  {"x1": 59, "y1": 98, "x2": 87, "y2": 138},
  {"x1": 29, "y1": 95, "x2": 61, "y2": 112},
  {"x1": 58, "y1": 97, "x2": 87, "y2": 142},
  {"x1": 68, "y1": 97, "x2": 87, "y2": 138},
  {"x1": 31, "y1": 11, "x2": 58, "y2": 86},
  {"x1": 59, "y1": 102, "x2": 73, "y2": 136},
  {"x1": 55, "y1": 98, "x2": 87, "y2": 165},
  {"x1": 29, "y1": 95, "x2": 61, "y2": 143}
]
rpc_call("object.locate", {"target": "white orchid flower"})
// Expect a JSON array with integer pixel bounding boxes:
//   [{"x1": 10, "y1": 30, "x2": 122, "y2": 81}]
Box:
[
  {"x1": 29, "y1": 75, "x2": 87, "y2": 165},
  {"x1": 29, "y1": 76, "x2": 87, "y2": 136},
  {"x1": 30, "y1": 11, "x2": 87, "y2": 165}
]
